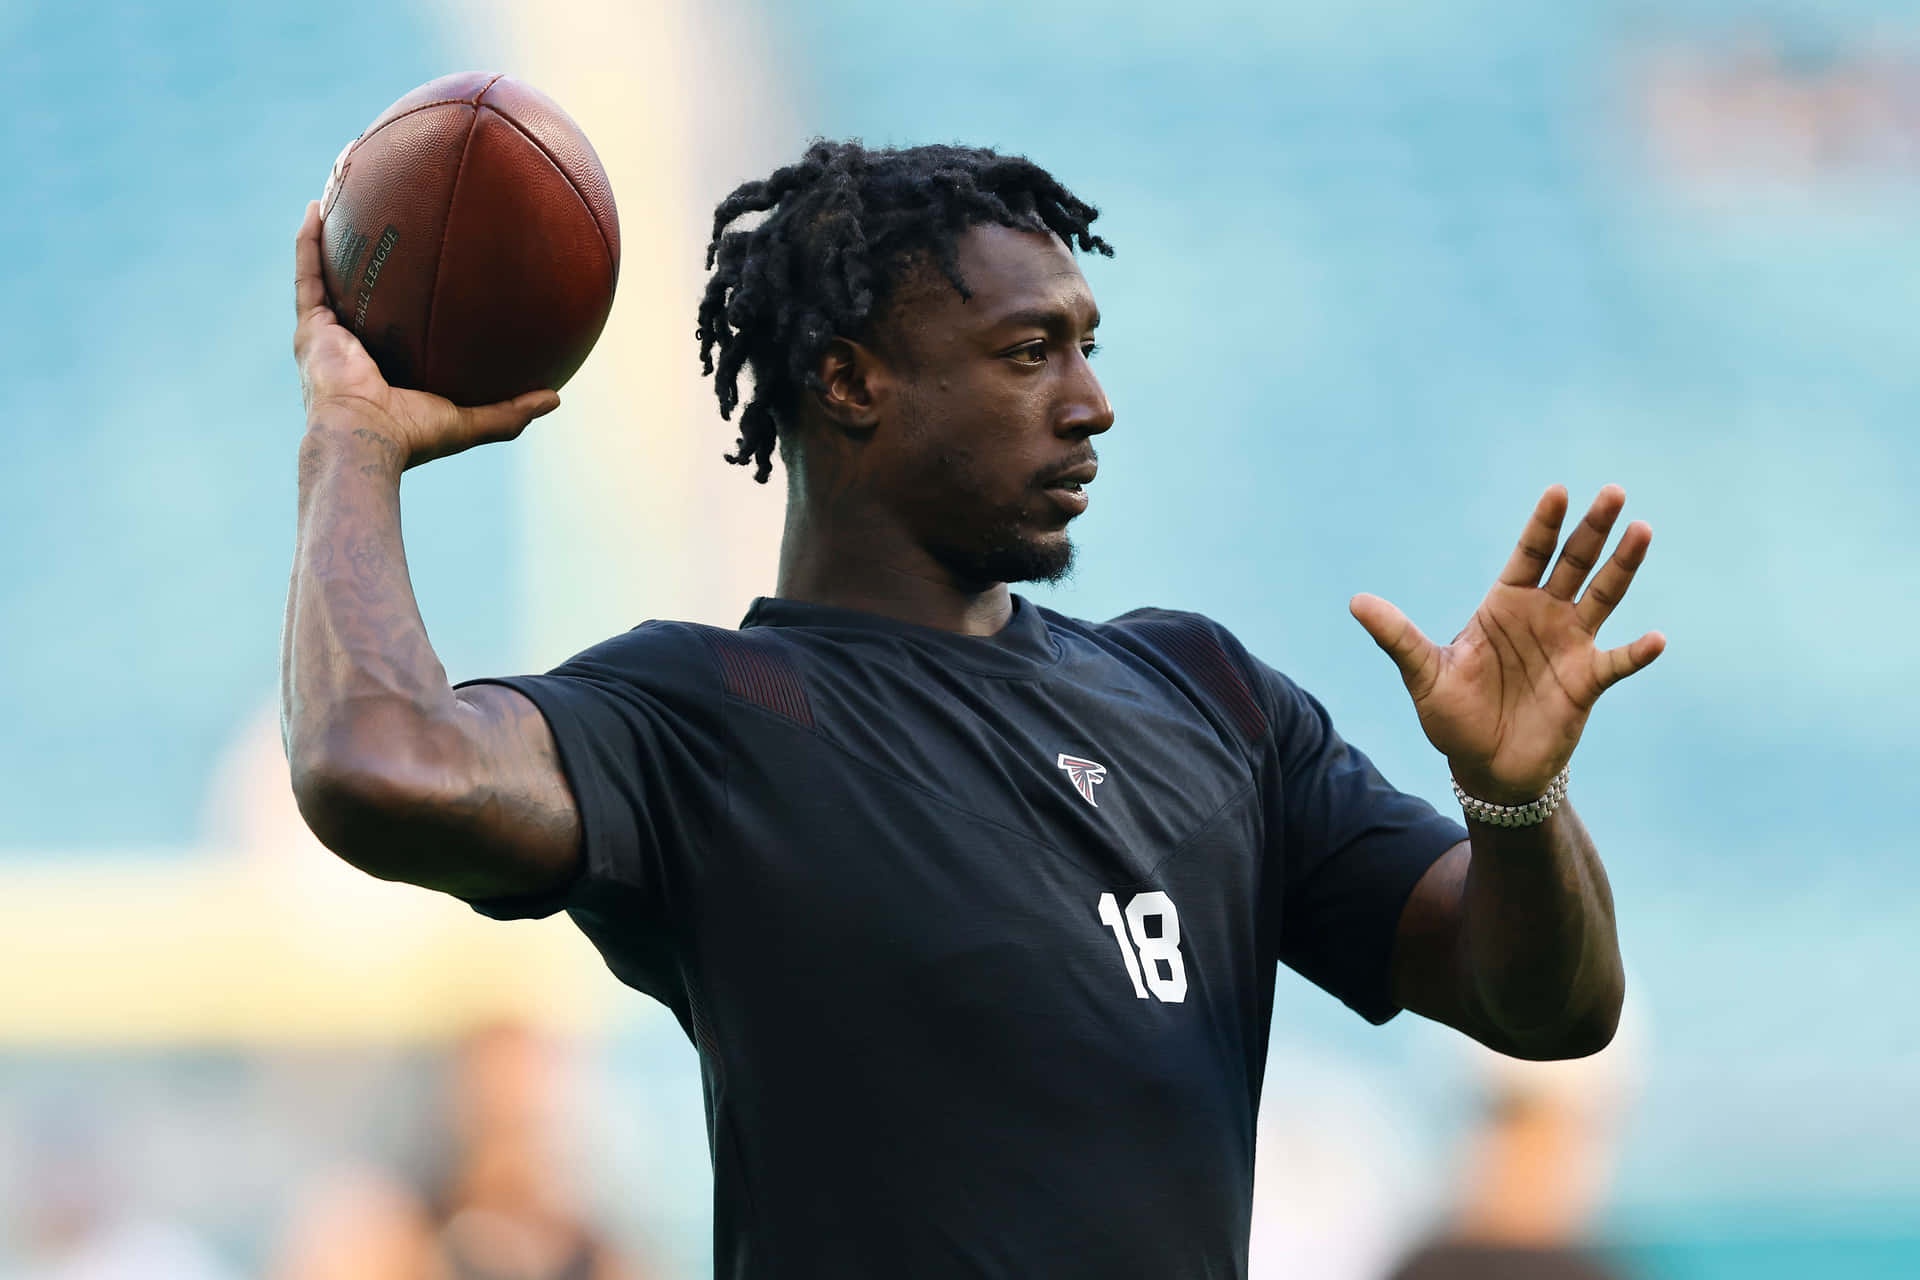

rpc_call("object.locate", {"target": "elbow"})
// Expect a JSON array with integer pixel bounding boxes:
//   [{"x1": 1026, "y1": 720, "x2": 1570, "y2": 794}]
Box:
[
  {"x1": 1501, "y1": 981, "x2": 1626, "y2": 1062},
  {"x1": 289, "y1": 757, "x2": 396, "y2": 879},
  {"x1": 287, "y1": 716, "x2": 461, "y2": 883},
  {"x1": 1544, "y1": 1000, "x2": 1622, "y2": 1060}
]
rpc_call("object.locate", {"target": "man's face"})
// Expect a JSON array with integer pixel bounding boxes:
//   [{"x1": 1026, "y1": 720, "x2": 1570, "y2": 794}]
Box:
[{"x1": 873, "y1": 223, "x2": 1113, "y2": 587}]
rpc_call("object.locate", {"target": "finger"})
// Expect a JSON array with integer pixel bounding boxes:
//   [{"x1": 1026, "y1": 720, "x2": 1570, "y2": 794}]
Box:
[
  {"x1": 1594, "y1": 629, "x2": 1666, "y2": 692},
  {"x1": 1543, "y1": 484, "x2": 1626, "y2": 601},
  {"x1": 1350, "y1": 593, "x2": 1441, "y2": 697},
  {"x1": 1496, "y1": 485, "x2": 1569, "y2": 588},
  {"x1": 456, "y1": 391, "x2": 562, "y2": 447},
  {"x1": 294, "y1": 200, "x2": 327, "y2": 320},
  {"x1": 1575, "y1": 519, "x2": 1652, "y2": 632}
]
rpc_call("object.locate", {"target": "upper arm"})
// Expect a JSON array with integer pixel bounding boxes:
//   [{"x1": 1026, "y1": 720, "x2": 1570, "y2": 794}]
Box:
[
  {"x1": 438, "y1": 682, "x2": 585, "y2": 897},
  {"x1": 1235, "y1": 646, "x2": 1466, "y2": 1024},
  {"x1": 1391, "y1": 833, "x2": 1625, "y2": 1059},
  {"x1": 290, "y1": 682, "x2": 584, "y2": 901},
  {"x1": 451, "y1": 626, "x2": 728, "y2": 924},
  {"x1": 295, "y1": 623, "x2": 724, "y2": 976},
  {"x1": 1391, "y1": 840, "x2": 1546, "y2": 1055},
  {"x1": 1389, "y1": 840, "x2": 1482, "y2": 1036}
]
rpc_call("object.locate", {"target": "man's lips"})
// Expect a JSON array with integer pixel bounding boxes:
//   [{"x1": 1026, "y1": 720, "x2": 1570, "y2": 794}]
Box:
[
  {"x1": 1038, "y1": 460, "x2": 1098, "y2": 492},
  {"x1": 1044, "y1": 486, "x2": 1090, "y2": 516},
  {"x1": 1039, "y1": 460, "x2": 1098, "y2": 515}
]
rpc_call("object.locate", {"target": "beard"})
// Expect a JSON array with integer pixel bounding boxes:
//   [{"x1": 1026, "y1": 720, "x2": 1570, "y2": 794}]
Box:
[
  {"x1": 922, "y1": 480, "x2": 1077, "y2": 587},
  {"x1": 906, "y1": 434, "x2": 1089, "y2": 589},
  {"x1": 929, "y1": 513, "x2": 1076, "y2": 587}
]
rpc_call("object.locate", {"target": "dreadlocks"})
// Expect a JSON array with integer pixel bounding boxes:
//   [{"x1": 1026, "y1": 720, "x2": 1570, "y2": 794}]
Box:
[{"x1": 696, "y1": 140, "x2": 1113, "y2": 483}]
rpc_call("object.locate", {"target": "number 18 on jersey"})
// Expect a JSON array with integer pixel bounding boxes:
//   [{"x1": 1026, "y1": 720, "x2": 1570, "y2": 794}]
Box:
[{"x1": 1096, "y1": 892, "x2": 1187, "y2": 1002}]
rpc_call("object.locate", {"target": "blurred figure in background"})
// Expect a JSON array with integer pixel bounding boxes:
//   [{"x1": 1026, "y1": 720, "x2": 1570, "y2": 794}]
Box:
[
  {"x1": 1246, "y1": 1053, "x2": 1436, "y2": 1280},
  {"x1": 273, "y1": 1020, "x2": 651, "y2": 1280},
  {"x1": 1384, "y1": 1004, "x2": 1645, "y2": 1280},
  {"x1": 12, "y1": 1106, "x2": 241, "y2": 1280}
]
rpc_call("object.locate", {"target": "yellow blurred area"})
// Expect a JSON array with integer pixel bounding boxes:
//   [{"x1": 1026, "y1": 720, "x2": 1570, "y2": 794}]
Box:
[
  {"x1": 0, "y1": 859, "x2": 607, "y2": 1046},
  {"x1": 0, "y1": 708, "x2": 613, "y2": 1047}
]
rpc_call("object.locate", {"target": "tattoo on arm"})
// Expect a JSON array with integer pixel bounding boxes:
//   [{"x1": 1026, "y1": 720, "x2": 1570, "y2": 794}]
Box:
[
  {"x1": 349, "y1": 425, "x2": 403, "y2": 465},
  {"x1": 285, "y1": 427, "x2": 578, "y2": 894},
  {"x1": 451, "y1": 685, "x2": 582, "y2": 868}
]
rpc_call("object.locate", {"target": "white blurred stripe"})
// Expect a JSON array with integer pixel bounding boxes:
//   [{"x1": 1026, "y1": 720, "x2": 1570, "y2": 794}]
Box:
[{"x1": 430, "y1": 0, "x2": 794, "y2": 664}]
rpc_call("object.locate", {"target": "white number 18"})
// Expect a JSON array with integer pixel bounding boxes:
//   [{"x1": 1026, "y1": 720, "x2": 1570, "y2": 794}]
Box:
[{"x1": 1096, "y1": 891, "x2": 1188, "y2": 1003}]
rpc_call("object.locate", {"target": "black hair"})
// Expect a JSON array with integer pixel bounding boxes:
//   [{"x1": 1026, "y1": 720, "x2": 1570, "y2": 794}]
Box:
[{"x1": 696, "y1": 140, "x2": 1113, "y2": 482}]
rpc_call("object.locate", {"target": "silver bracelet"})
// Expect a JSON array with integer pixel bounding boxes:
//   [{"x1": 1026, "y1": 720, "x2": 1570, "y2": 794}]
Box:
[{"x1": 1451, "y1": 766, "x2": 1570, "y2": 828}]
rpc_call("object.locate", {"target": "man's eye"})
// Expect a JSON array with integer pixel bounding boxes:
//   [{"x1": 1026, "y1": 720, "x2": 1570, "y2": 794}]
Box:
[
  {"x1": 1009, "y1": 342, "x2": 1047, "y2": 365},
  {"x1": 1081, "y1": 341, "x2": 1100, "y2": 359}
]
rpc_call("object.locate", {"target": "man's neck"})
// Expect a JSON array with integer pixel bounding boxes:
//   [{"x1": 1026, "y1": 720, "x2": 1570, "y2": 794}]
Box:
[{"x1": 774, "y1": 507, "x2": 1014, "y2": 637}]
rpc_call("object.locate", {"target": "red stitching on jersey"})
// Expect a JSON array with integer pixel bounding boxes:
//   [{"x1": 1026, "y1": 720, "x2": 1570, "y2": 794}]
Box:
[
  {"x1": 699, "y1": 629, "x2": 815, "y2": 728},
  {"x1": 1126, "y1": 616, "x2": 1269, "y2": 746}
]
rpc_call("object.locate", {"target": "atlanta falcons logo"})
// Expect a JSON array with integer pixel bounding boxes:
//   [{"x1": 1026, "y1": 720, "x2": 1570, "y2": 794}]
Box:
[{"x1": 1056, "y1": 753, "x2": 1109, "y2": 808}]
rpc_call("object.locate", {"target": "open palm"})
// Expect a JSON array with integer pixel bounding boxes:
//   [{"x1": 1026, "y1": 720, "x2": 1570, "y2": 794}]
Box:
[{"x1": 1351, "y1": 485, "x2": 1666, "y2": 804}]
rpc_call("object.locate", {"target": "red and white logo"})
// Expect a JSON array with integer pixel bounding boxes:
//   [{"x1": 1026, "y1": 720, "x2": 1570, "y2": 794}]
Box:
[{"x1": 1056, "y1": 753, "x2": 1109, "y2": 808}]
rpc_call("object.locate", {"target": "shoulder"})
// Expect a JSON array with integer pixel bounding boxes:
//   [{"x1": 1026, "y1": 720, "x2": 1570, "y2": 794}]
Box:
[
  {"x1": 550, "y1": 618, "x2": 719, "y2": 677},
  {"x1": 551, "y1": 619, "x2": 784, "y2": 690},
  {"x1": 1046, "y1": 605, "x2": 1337, "y2": 742},
  {"x1": 493, "y1": 621, "x2": 727, "y2": 724},
  {"x1": 1055, "y1": 604, "x2": 1271, "y2": 688},
  {"x1": 1045, "y1": 605, "x2": 1275, "y2": 745},
  {"x1": 1070, "y1": 605, "x2": 1249, "y2": 661},
  {"x1": 551, "y1": 620, "x2": 815, "y2": 730}
]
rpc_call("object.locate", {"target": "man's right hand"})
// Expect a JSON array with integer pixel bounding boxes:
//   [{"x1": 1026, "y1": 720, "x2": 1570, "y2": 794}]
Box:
[{"x1": 292, "y1": 199, "x2": 560, "y2": 469}]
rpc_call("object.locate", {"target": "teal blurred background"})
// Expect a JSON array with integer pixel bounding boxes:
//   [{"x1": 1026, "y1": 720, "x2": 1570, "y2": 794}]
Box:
[{"x1": 3, "y1": 0, "x2": 1916, "y2": 1275}]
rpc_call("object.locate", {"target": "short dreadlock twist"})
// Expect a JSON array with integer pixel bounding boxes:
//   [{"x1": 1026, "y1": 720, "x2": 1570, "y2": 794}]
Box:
[{"x1": 696, "y1": 140, "x2": 1113, "y2": 482}]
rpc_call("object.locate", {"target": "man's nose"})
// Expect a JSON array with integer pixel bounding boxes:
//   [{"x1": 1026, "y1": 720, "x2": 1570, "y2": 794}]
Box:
[{"x1": 1058, "y1": 361, "x2": 1114, "y2": 438}]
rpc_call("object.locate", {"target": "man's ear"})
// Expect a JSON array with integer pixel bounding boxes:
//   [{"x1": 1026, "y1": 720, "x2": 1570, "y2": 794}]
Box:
[{"x1": 813, "y1": 337, "x2": 890, "y2": 432}]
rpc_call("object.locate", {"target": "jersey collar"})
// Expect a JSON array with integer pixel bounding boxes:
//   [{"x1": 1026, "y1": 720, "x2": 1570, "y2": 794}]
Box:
[{"x1": 739, "y1": 594, "x2": 1061, "y2": 677}]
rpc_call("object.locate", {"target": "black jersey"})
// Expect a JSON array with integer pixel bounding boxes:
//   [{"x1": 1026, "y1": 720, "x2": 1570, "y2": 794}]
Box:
[{"x1": 463, "y1": 597, "x2": 1464, "y2": 1279}]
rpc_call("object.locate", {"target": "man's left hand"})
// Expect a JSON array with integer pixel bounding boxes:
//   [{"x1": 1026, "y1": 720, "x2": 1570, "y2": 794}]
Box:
[{"x1": 1350, "y1": 484, "x2": 1666, "y2": 805}]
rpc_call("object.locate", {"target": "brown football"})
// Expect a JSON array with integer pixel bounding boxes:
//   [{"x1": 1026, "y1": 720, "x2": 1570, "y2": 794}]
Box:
[{"x1": 318, "y1": 72, "x2": 620, "y2": 406}]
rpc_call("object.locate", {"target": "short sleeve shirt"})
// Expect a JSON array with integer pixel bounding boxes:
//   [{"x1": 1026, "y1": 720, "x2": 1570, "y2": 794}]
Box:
[{"x1": 462, "y1": 596, "x2": 1464, "y2": 1279}]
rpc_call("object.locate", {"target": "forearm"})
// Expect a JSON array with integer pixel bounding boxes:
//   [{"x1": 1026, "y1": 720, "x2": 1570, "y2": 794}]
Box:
[
  {"x1": 281, "y1": 418, "x2": 459, "y2": 826},
  {"x1": 1458, "y1": 800, "x2": 1624, "y2": 1057}
]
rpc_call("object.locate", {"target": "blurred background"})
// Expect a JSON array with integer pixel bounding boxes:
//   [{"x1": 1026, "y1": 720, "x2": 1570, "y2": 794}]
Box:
[{"x1": 4, "y1": 0, "x2": 1917, "y2": 1275}]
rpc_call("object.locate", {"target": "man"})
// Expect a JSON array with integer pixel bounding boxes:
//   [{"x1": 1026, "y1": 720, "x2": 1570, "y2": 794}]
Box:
[
  {"x1": 273, "y1": 1020, "x2": 652, "y2": 1280},
  {"x1": 1384, "y1": 1011, "x2": 1645, "y2": 1280},
  {"x1": 285, "y1": 141, "x2": 1664, "y2": 1277}
]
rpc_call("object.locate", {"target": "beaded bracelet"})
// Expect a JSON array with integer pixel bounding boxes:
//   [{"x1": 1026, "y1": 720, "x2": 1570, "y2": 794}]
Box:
[{"x1": 1451, "y1": 766, "x2": 1570, "y2": 828}]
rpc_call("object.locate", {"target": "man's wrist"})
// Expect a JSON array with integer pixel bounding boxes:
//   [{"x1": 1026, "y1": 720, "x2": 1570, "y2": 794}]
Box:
[
  {"x1": 1451, "y1": 766, "x2": 1570, "y2": 828},
  {"x1": 1447, "y1": 760, "x2": 1558, "y2": 807},
  {"x1": 301, "y1": 415, "x2": 409, "y2": 481}
]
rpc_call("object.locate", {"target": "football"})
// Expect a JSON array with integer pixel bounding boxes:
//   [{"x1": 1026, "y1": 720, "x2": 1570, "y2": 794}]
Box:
[{"x1": 318, "y1": 72, "x2": 620, "y2": 406}]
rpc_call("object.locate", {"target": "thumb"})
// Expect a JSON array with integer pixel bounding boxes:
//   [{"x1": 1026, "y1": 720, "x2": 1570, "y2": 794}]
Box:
[
  {"x1": 1349, "y1": 593, "x2": 1439, "y2": 696},
  {"x1": 457, "y1": 390, "x2": 562, "y2": 447}
]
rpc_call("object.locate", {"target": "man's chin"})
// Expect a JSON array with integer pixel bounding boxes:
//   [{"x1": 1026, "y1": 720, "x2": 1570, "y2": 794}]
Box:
[
  {"x1": 935, "y1": 531, "x2": 1076, "y2": 588},
  {"x1": 1001, "y1": 540, "x2": 1075, "y2": 586}
]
